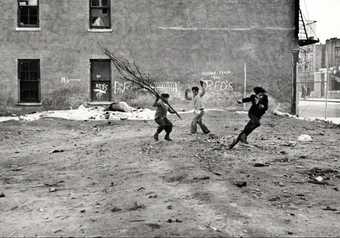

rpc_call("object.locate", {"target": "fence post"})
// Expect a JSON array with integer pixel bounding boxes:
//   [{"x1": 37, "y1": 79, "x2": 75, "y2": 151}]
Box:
[
  {"x1": 296, "y1": 62, "x2": 300, "y2": 116},
  {"x1": 325, "y1": 66, "x2": 329, "y2": 120},
  {"x1": 243, "y1": 63, "x2": 247, "y2": 110}
]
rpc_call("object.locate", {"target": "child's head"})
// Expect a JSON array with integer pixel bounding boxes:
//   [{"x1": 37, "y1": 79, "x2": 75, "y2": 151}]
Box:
[
  {"x1": 161, "y1": 93, "x2": 170, "y2": 102},
  {"x1": 192, "y1": 86, "x2": 199, "y2": 96},
  {"x1": 253, "y1": 87, "x2": 266, "y2": 96}
]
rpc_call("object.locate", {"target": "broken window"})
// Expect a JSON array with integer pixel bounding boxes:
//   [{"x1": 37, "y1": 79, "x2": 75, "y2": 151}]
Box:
[
  {"x1": 17, "y1": 0, "x2": 39, "y2": 27},
  {"x1": 89, "y1": 0, "x2": 111, "y2": 29},
  {"x1": 18, "y1": 59, "x2": 40, "y2": 103},
  {"x1": 90, "y1": 59, "x2": 112, "y2": 101}
]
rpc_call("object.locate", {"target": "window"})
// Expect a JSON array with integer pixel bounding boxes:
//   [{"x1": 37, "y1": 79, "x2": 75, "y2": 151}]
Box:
[
  {"x1": 335, "y1": 47, "x2": 340, "y2": 58},
  {"x1": 17, "y1": 0, "x2": 39, "y2": 28},
  {"x1": 90, "y1": 60, "x2": 112, "y2": 101},
  {"x1": 18, "y1": 59, "x2": 40, "y2": 103},
  {"x1": 89, "y1": 0, "x2": 111, "y2": 29}
]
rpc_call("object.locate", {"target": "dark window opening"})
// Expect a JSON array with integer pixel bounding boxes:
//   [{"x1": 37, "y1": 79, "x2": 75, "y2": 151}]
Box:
[
  {"x1": 90, "y1": 59, "x2": 112, "y2": 101},
  {"x1": 335, "y1": 47, "x2": 340, "y2": 58},
  {"x1": 18, "y1": 59, "x2": 40, "y2": 103},
  {"x1": 17, "y1": 0, "x2": 39, "y2": 27},
  {"x1": 90, "y1": 0, "x2": 111, "y2": 29}
]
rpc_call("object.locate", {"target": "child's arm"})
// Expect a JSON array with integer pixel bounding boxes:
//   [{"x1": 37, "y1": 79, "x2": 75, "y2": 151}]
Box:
[
  {"x1": 185, "y1": 89, "x2": 193, "y2": 100},
  {"x1": 237, "y1": 95, "x2": 254, "y2": 104},
  {"x1": 153, "y1": 96, "x2": 160, "y2": 107},
  {"x1": 168, "y1": 107, "x2": 176, "y2": 114},
  {"x1": 259, "y1": 95, "x2": 268, "y2": 110},
  {"x1": 199, "y1": 80, "x2": 206, "y2": 97}
]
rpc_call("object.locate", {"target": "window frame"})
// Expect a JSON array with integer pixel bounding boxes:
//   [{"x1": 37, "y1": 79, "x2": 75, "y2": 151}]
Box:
[
  {"x1": 90, "y1": 59, "x2": 112, "y2": 102},
  {"x1": 18, "y1": 59, "x2": 41, "y2": 103},
  {"x1": 17, "y1": 0, "x2": 40, "y2": 28},
  {"x1": 335, "y1": 47, "x2": 340, "y2": 58},
  {"x1": 89, "y1": 0, "x2": 111, "y2": 29}
]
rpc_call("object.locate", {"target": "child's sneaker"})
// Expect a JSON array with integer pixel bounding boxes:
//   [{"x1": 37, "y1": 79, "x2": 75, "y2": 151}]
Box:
[
  {"x1": 228, "y1": 138, "x2": 238, "y2": 150},
  {"x1": 239, "y1": 134, "x2": 248, "y2": 144}
]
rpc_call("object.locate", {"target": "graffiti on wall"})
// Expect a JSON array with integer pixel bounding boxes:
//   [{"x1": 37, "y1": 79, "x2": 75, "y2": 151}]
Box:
[
  {"x1": 113, "y1": 81, "x2": 132, "y2": 95},
  {"x1": 113, "y1": 81, "x2": 178, "y2": 95},
  {"x1": 93, "y1": 82, "x2": 110, "y2": 101},
  {"x1": 60, "y1": 76, "x2": 81, "y2": 84},
  {"x1": 201, "y1": 71, "x2": 234, "y2": 91}
]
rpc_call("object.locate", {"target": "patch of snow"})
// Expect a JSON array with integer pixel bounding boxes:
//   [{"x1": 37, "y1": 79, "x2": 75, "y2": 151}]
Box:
[
  {"x1": 0, "y1": 103, "x2": 155, "y2": 123},
  {"x1": 306, "y1": 117, "x2": 340, "y2": 125},
  {"x1": 235, "y1": 111, "x2": 248, "y2": 114},
  {"x1": 273, "y1": 109, "x2": 340, "y2": 125},
  {"x1": 0, "y1": 116, "x2": 19, "y2": 122},
  {"x1": 0, "y1": 106, "x2": 227, "y2": 123},
  {"x1": 178, "y1": 108, "x2": 225, "y2": 114},
  {"x1": 298, "y1": 134, "x2": 313, "y2": 142},
  {"x1": 272, "y1": 109, "x2": 298, "y2": 119}
]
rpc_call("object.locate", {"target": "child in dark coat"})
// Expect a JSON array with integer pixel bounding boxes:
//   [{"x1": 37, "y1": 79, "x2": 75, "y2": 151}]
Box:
[
  {"x1": 228, "y1": 87, "x2": 268, "y2": 149},
  {"x1": 153, "y1": 93, "x2": 175, "y2": 141}
]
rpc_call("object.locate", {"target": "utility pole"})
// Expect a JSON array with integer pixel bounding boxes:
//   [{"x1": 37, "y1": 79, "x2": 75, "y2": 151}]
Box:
[
  {"x1": 291, "y1": 49, "x2": 300, "y2": 115},
  {"x1": 325, "y1": 66, "x2": 329, "y2": 120}
]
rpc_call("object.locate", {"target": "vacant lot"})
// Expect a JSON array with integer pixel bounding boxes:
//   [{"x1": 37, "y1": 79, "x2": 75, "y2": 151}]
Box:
[{"x1": 0, "y1": 110, "x2": 340, "y2": 237}]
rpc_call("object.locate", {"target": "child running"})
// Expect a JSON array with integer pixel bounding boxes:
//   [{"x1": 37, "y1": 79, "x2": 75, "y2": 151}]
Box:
[
  {"x1": 153, "y1": 93, "x2": 175, "y2": 141},
  {"x1": 228, "y1": 86, "x2": 268, "y2": 149},
  {"x1": 185, "y1": 80, "x2": 210, "y2": 134}
]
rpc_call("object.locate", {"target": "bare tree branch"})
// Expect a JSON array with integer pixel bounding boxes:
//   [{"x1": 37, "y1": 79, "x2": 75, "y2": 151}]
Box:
[{"x1": 99, "y1": 44, "x2": 182, "y2": 119}]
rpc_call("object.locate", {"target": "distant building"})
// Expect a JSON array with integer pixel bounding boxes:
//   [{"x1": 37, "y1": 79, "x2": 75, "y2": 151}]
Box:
[
  {"x1": 298, "y1": 37, "x2": 340, "y2": 99},
  {"x1": 325, "y1": 38, "x2": 340, "y2": 67}
]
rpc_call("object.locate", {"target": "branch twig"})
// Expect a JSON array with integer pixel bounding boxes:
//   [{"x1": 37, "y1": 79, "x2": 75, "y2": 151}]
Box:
[{"x1": 99, "y1": 44, "x2": 181, "y2": 119}]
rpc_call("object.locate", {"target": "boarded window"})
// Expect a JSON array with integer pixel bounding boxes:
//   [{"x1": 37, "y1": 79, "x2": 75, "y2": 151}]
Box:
[
  {"x1": 18, "y1": 59, "x2": 40, "y2": 103},
  {"x1": 17, "y1": 0, "x2": 39, "y2": 27},
  {"x1": 89, "y1": 0, "x2": 111, "y2": 29},
  {"x1": 90, "y1": 59, "x2": 111, "y2": 101}
]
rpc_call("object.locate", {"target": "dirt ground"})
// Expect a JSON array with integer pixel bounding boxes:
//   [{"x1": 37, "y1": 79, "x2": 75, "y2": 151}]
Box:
[{"x1": 1, "y1": 108, "x2": 340, "y2": 237}]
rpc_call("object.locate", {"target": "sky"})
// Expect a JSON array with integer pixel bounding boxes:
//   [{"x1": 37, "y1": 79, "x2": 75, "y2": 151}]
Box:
[{"x1": 301, "y1": 0, "x2": 340, "y2": 43}]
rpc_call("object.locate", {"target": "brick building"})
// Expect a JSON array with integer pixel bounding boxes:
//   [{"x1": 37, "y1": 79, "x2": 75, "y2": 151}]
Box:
[
  {"x1": 325, "y1": 38, "x2": 340, "y2": 68},
  {"x1": 0, "y1": 0, "x2": 300, "y2": 111},
  {"x1": 325, "y1": 38, "x2": 340, "y2": 94},
  {"x1": 298, "y1": 38, "x2": 340, "y2": 99}
]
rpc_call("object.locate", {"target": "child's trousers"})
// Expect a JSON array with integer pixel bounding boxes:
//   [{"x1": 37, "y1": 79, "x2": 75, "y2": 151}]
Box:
[
  {"x1": 155, "y1": 117, "x2": 173, "y2": 135},
  {"x1": 242, "y1": 115, "x2": 261, "y2": 137},
  {"x1": 191, "y1": 110, "x2": 210, "y2": 134},
  {"x1": 238, "y1": 115, "x2": 261, "y2": 141}
]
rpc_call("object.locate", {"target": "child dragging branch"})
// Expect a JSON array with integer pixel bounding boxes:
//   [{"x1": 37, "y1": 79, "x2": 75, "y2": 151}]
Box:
[
  {"x1": 185, "y1": 80, "x2": 210, "y2": 134},
  {"x1": 153, "y1": 93, "x2": 176, "y2": 141},
  {"x1": 228, "y1": 86, "x2": 268, "y2": 149},
  {"x1": 100, "y1": 45, "x2": 182, "y2": 120}
]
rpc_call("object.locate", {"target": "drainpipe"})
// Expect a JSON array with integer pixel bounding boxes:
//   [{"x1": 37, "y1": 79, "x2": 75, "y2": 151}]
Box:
[
  {"x1": 291, "y1": 0, "x2": 300, "y2": 115},
  {"x1": 291, "y1": 49, "x2": 299, "y2": 115}
]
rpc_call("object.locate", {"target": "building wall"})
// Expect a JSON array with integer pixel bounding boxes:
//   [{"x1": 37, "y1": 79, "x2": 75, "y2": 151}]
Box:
[
  {"x1": 326, "y1": 38, "x2": 340, "y2": 67},
  {"x1": 0, "y1": 0, "x2": 298, "y2": 111},
  {"x1": 314, "y1": 44, "x2": 326, "y2": 71}
]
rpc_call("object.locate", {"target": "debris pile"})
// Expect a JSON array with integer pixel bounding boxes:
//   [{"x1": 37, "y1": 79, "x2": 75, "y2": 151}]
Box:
[{"x1": 301, "y1": 167, "x2": 339, "y2": 185}]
